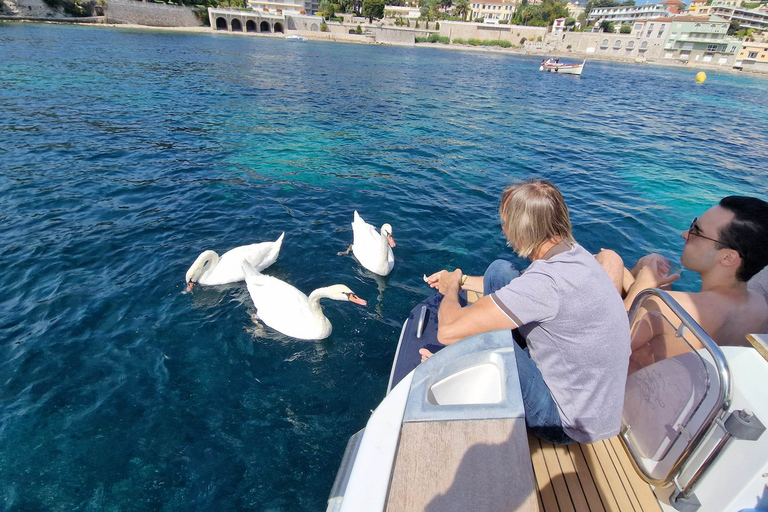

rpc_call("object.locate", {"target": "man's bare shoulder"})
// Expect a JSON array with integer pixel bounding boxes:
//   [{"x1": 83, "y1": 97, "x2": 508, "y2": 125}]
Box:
[{"x1": 666, "y1": 289, "x2": 767, "y2": 345}]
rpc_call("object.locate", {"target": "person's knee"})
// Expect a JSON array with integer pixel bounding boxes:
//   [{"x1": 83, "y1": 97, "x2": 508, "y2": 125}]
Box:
[
  {"x1": 484, "y1": 259, "x2": 518, "y2": 281},
  {"x1": 595, "y1": 249, "x2": 624, "y2": 272},
  {"x1": 484, "y1": 259, "x2": 520, "y2": 295}
]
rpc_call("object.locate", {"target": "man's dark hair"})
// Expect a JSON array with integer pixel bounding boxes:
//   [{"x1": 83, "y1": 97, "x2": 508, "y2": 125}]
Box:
[{"x1": 718, "y1": 196, "x2": 768, "y2": 282}]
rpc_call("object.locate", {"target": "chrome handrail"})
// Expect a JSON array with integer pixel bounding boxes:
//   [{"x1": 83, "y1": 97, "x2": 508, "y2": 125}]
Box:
[{"x1": 621, "y1": 288, "x2": 732, "y2": 492}]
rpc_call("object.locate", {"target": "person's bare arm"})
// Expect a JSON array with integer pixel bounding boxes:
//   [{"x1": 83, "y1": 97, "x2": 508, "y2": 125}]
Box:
[
  {"x1": 426, "y1": 269, "x2": 517, "y2": 345},
  {"x1": 437, "y1": 295, "x2": 517, "y2": 345},
  {"x1": 624, "y1": 264, "x2": 680, "y2": 310},
  {"x1": 460, "y1": 275, "x2": 484, "y2": 293}
]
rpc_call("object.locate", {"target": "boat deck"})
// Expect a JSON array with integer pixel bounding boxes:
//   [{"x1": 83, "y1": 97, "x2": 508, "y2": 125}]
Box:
[
  {"x1": 529, "y1": 434, "x2": 662, "y2": 512},
  {"x1": 384, "y1": 289, "x2": 664, "y2": 512}
]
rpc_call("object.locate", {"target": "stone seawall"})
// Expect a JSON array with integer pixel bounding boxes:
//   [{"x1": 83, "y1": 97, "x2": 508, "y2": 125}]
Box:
[
  {"x1": 439, "y1": 21, "x2": 546, "y2": 44},
  {"x1": 106, "y1": 0, "x2": 201, "y2": 27}
]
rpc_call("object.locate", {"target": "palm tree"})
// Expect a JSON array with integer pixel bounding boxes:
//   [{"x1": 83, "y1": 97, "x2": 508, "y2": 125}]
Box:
[{"x1": 454, "y1": 0, "x2": 468, "y2": 21}]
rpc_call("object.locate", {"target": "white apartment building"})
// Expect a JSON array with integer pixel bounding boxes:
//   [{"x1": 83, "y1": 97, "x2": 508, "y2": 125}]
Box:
[
  {"x1": 709, "y1": 4, "x2": 768, "y2": 31},
  {"x1": 468, "y1": 0, "x2": 518, "y2": 22},
  {"x1": 248, "y1": 0, "x2": 317, "y2": 15},
  {"x1": 587, "y1": 0, "x2": 684, "y2": 25}
]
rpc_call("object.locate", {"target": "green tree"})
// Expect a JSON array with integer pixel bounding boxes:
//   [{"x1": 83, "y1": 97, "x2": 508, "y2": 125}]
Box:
[
  {"x1": 454, "y1": 0, "x2": 468, "y2": 20},
  {"x1": 362, "y1": 0, "x2": 384, "y2": 22},
  {"x1": 356, "y1": 23, "x2": 363, "y2": 33},
  {"x1": 727, "y1": 19, "x2": 740, "y2": 35},
  {"x1": 600, "y1": 19, "x2": 615, "y2": 32},
  {"x1": 319, "y1": 0, "x2": 336, "y2": 18},
  {"x1": 619, "y1": 23, "x2": 631, "y2": 33}
]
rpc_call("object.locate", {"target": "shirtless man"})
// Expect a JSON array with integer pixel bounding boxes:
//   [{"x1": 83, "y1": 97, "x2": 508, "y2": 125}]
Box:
[{"x1": 598, "y1": 196, "x2": 768, "y2": 346}]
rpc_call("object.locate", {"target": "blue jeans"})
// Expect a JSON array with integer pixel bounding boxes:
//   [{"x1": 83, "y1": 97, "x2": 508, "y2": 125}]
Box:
[{"x1": 484, "y1": 259, "x2": 573, "y2": 445}]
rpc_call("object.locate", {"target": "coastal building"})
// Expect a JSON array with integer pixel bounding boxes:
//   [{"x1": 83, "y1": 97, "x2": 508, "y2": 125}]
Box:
[
  {"x1": 734, "y1": 42, "x2": 768, "y2": 71},
  {"x1": 566, "y1": 1, "x2": 585, "y2": 19},
  {"x1": 468, "y1": 0, "x2": 518, "y2": 22},
  {"x1": 384, "y1": 5, "x2": 421, "y2": 19},
  {"x1": 709, "y1": 4, "x2": 768, "y2": 32},
  {"x1": 545, "y1": 14, "x2": 741, "y2": 67},
  {"x1": 247, "y1": 0, "x2": 317, "y2": 16},
  {"x1": 687, "y1": 0, "x2": 707, "y2": 13},
  {"x1": 587, "y1": 0, "x2": 684, "y2": 26},
  {"x1": 208, "y1": 7, "x2": 287, "y2": 32},
  {"x1": 659, "y1": 15, "x2": 742, "y2": 64}
]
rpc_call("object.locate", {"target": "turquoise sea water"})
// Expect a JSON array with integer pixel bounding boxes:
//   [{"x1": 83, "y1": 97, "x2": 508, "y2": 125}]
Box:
[{"x1": 1, "y1": 21, "x2": 767, "y2": 511}]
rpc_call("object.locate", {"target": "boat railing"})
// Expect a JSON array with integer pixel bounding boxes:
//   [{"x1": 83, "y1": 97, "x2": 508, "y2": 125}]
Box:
[{"x1": 622, "y1": 288, "x2": 732, "y2": 509}]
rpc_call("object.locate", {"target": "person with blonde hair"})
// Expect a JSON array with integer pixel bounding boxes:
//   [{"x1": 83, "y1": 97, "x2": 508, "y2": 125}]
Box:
[{"x1": 423, "y1": 180, "x2": 631, "y2": 445}]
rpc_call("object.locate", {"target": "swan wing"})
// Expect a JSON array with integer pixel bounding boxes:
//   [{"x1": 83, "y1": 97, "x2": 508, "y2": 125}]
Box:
[
  {"x1": 351, "y1": 212, "x2": 390, "y2": 275},
  {"x1": 206, "y1": 234, "x2": 285, "y2": 285},
  {"x1": 244, "y1": 272, "x2": 327, "y2": 339}
]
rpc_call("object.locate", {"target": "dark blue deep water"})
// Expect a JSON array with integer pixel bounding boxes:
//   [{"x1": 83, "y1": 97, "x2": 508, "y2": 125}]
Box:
[{"x1": 1, "y1": 22, "x2": 767, "y2": 511}]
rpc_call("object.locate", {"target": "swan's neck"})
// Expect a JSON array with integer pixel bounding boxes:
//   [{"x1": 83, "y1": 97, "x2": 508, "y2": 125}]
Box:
[
  {"x1": 379, "y1": 229, "x2": 390, "y2": 259},
  {"x1": 307, "y1": 288, "x2": 332, "y2": 318},
  {"x1": 194, "y1": 250, "x2": 219, "y2": 281}
]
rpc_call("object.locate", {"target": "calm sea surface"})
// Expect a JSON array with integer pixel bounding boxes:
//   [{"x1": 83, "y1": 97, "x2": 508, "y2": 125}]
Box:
[{"x1": 1, "y1": 21, "x2": 767, "y2": 511}]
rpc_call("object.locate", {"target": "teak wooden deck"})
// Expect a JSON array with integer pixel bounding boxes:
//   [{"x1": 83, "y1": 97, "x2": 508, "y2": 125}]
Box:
[{"x1": 529, "y1": 434, "x2": 662, "y2": 512}]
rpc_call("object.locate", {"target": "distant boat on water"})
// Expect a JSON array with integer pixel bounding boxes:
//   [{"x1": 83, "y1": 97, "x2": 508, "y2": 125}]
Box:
[
  {"x1": 539, "y1": 58, "x2": 586, "y2": 76},
  {"x1": 286, "y1": 34, "x2": 309, "y2": 42}
]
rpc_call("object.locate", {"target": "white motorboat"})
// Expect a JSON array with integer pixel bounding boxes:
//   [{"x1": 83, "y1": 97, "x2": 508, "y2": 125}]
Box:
[
  {"x1": 539, "y1": 59, "x2": 586, "y2": 76},
  {"x1": 326, "y1": 289, "x2": 768, "y2": 512},
  {"x1": 285, "y1": 34, "x2": 309, "y2": 42}
]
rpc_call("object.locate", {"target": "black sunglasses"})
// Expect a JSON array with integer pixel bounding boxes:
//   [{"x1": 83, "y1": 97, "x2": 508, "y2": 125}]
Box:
[{"x1": 688, "y1": 217, "x2": 743, "y2": 257}]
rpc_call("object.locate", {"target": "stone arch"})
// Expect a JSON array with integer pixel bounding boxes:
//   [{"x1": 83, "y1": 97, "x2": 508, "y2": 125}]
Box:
[
  {"x1": 260, "y1": 20, "x2": 271, "y2": 32},
  {"x1": 627, "y1": 40, "x2": 635, "y2": 50},
  {"x1": 600, "y1": 38, "x2": 609, "y2": 49},
  {"x1": 231, "y1": 18, "x2": 243, "y2": 31},
  {"x1": 216, "y1": 17, "x2": 228, "y2": 30},
  {"x1": 246, "y1": 19, "x2": 256, "y2": 32},
  {"x1": 274, "y1": 22, "x2": 284, "y2": 33},
  {"x1": 311, "y1": 23, "x2": 319, "y2": 31},
  {"x1": 640, "y1": 41, "x2": 648, "y2": 51},
  {"x1": 613, "y1": 40, "x2": 621, "y2": 49}
]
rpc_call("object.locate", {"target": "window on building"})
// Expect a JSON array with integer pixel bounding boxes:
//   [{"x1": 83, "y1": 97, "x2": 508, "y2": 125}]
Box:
[
  {"x1": 601, "y1": 38, "x2": 609, "y2": 48},
  {"x1": 627, "y1": 40, "x2": 635, "y2": 49},
  {"x1": 707, "y1": 44, "x2": 718, "y2": 51},
  {"x1": 640, "y1": 41, "x2": 648, "y2": 51},
  {"x1": 748, "y1": 51, "x2": 759, "y2": 58},
  {"x1": 614, "y1": 40, "x2": 621, "y2": 48}
]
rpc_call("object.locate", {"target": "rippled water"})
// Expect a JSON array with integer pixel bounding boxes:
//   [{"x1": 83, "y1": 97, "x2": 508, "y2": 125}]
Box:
[{"x1": 1, "y1": 22, "x2": 767, "y2": 511}]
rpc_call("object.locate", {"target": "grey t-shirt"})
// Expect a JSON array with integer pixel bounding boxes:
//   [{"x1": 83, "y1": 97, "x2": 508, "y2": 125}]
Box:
[
  {"x1": 490, "y1": 243, "x2": 631, "y2": 444},
  {"x1": 748, "y1": 266, "x2": 768, "y2": 334}
]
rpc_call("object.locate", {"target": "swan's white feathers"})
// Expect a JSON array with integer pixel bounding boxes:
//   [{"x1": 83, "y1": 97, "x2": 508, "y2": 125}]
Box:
[
  {"x1": 187, "y1": 232, "x2": 284, "y2": 286},
  {"x1": 350, "y1": 211, "x2": 394, "y2": 276}
]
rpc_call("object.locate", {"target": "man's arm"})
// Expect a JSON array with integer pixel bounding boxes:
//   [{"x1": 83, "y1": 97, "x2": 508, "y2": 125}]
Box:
[
  {"x1": 432, "y1": 269, "x2": 517, "y2": 345},
  {"x1": 624, "y1": 264, "x2": 680, "y2": 311}
]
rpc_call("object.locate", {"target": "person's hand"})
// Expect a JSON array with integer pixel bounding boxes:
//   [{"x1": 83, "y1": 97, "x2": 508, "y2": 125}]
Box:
[
  {"x1": 634, "y1": 264, "x2": 679, "y2": 291},
  {"x1": 631, "y1": 253, "x2": 671, "y2": 279},
  {"x1": 425, "y1": 269, "x2": 463, "y2": 295}
]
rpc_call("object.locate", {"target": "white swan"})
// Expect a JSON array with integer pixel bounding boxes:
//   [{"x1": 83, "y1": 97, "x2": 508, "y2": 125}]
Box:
[
  {"x1": 345, "y1": 211, "x2": 395, "y2": 276},
  {"x1": 242, "y1": 262, "x2": 367, "y2": 340},
  {"x1": 185, "y1": 232, "x2": 284, "y2": 291}
]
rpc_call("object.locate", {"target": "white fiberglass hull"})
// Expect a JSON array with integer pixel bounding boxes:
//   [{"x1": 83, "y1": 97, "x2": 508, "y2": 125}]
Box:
[{"x1": 539, "y1": 60, "x2": 585, "y2": 75}]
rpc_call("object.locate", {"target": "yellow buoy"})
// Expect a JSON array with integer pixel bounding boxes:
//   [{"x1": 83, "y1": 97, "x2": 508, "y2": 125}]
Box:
[{"x1": 696, "y1": 71, "x2": 707, "y2": 83}]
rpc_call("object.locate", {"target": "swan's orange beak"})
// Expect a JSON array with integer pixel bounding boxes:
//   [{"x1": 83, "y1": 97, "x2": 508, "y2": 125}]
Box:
[
  {"x1": 186, "y1": 281, "x2": 195, "y2": 292},
  {"x1": 348, "y1": 294, "x2": 367, "y2": 306},
  {"x1": 387, "y1": 234, "x2": 396, "y2": 248}
]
